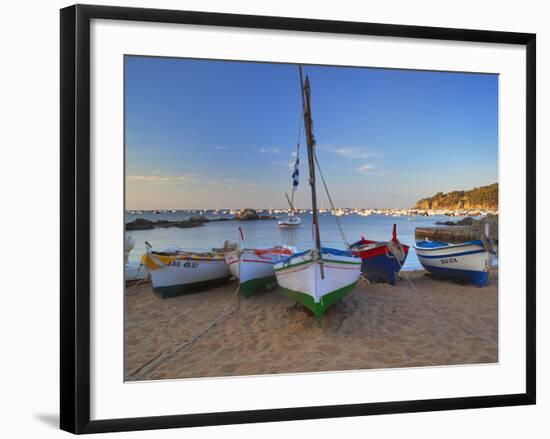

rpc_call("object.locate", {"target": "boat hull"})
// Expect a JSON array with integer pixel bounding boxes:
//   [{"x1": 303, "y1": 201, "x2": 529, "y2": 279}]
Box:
[
  {"x1": 142, "y1": 253, "x2": 231, "y2": 298},
  {"x1": 274, "y1": 248, "x2": 361, "y2": 321},
  {"x1": 351, "y1": 241, "x2": 410, "y2": 285},
  {"x1": 277, "y1": 222, "x2": 301, "y2": 229},
  {"x1": 414, "y1": 240, "x2": 491, "y2": 287},
  {"x1": 225, "y1": 247, "x2": 295, "y2": 297}
]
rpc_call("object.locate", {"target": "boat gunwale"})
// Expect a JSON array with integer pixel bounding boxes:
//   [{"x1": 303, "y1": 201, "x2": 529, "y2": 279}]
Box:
[
  {"x1": 413, "y1": 239, "x2": 484, "y2": 251},
  {"x1": 274, "y1": 256, "x2": 361, "y2": 273}
]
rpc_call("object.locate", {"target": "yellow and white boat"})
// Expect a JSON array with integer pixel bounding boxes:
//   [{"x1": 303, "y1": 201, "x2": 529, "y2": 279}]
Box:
[{"x1": 141, "y1": 242, "x2": 236, "y2": 298}]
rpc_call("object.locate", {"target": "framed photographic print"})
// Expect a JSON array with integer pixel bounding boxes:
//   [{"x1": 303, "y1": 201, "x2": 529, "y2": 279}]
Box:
[{"x1": 60, "y1": 4, "x2": 536, "y2": 434}]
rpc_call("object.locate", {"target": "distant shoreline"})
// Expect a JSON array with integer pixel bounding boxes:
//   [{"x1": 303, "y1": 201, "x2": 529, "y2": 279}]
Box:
[{"x1": 126, "y1": 208, "x2": 498, "y2": 217}]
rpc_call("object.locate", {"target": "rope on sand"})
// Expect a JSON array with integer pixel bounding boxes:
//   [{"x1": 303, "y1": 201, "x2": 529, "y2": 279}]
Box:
[
  {"x1": 387, "y1": 247, "x2": 495, "y2": 346},
  {"x1": 124, "y1": 263, "x2": 148, "y2": 296},
  {"x1": 128, "y1": 283, "x2": 241, "y2": 381}
]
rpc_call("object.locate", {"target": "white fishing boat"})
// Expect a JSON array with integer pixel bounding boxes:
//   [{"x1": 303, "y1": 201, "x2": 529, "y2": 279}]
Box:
[
  {"x1": 125, "y1": 234, "x2": 135, "y2": 263},
  {"x1": 413, "y1": 239, "x2": 492, "y2": 287},
  {"x1": 278, "y1": 215, "x2": 302, "y2": 228},
  {"x1": 225, "y1": 238, "x2": 297, "y2": 297},
  {"x1": 274, "y1": 66, "x2": 361, "y2": 322},
  {"x1": 141, "y1": 241, "x2": 236, "y2": 298},
  {"x1": 278, "y1": 143, "x2": 302, "y2": 228},
  {"x1": 124, "y1": 234, "x2": 147, "y2": 282}
]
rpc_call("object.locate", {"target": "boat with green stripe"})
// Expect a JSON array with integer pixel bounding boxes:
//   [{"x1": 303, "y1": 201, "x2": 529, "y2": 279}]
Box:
[
  {"x1": 274, "y1": 248, "x2": 361, "y2": 321},
  {"x1": 225, "y1": 245, "x2": 297, "y2": 297},
  {"x1": 274, "y1": 66, "x2": 361, "y2": 322}
]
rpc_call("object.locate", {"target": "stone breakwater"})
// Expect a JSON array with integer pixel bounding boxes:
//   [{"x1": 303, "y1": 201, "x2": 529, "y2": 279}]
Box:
[{"x1": 416, "y1": 214, "x2": 498, "y2": 244}]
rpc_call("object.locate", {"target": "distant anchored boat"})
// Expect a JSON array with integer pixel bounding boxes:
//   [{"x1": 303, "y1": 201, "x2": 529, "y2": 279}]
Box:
[
  {"x1": 413, "y1": 239, "x2": 492, "y2": 287},
  {"x1": 141, "y1": 241, "x2": 236, "y2": 298},
  {"x1": 350, "y1": 224, "x2": 409, "y2": 285},
  {"x1": 277, "y1": 215, "x2": 301, "y2": 228}
]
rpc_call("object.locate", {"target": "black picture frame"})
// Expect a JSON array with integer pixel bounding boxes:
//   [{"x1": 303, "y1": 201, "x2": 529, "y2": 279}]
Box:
[{"x1": 60, "y1": 4, "x2": 536, "y2": 434}]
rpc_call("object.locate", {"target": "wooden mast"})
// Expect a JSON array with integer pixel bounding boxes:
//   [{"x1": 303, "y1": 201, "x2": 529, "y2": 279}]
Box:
[{"x1": 299, "y1": 66, "x2": 323, "y2": 275}]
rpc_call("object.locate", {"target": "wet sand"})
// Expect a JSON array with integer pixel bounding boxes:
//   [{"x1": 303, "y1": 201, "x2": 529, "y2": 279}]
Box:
[{"x1": 124, "y1": 270, "x2": 498, "y2": 381}]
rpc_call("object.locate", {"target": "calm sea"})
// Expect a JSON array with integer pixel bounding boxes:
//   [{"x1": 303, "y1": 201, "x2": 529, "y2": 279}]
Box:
[{"x1": 125, "y1": 212, "x2": 483, "y2": 271}]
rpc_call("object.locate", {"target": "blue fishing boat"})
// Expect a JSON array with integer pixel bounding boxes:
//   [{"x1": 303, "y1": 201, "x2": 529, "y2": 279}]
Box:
[
  {"x1": 413, "y1": 239, "x2": 492, "y2": 287},
  {"x1": 350, "y1": 224, "x2": 409, "y2": 285}
]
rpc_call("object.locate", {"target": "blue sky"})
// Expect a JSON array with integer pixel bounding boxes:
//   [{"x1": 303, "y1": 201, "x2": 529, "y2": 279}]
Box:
[{"x1": 125, "y1": 56, "x2": 498, "y2": 210}]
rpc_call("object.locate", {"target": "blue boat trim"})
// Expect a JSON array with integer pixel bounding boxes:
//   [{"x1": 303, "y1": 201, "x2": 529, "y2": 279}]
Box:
[
  {"x1": 277, "y1": 247, "x2": 357, "y2": 265},
  {"x1": 414, "y1": 239, "x2": 483, "y2": 250},
  {"x1": 421, "y1": 264, "x2": 489, "y2": 287},
  {"x1": 416, "y1": 249, "x2": 487, "y2": 259}
]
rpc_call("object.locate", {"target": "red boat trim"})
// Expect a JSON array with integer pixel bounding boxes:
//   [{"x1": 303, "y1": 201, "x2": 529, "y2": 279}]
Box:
[
  {"x1": 241, "y1": 259, "x2": 274, "y2": 264},
  {"x1": 275, "y1": 264, "x2": 312, "y2": 276},
  {"x1": 352, "y1": 242, "x2": 410, "y2": 259}
]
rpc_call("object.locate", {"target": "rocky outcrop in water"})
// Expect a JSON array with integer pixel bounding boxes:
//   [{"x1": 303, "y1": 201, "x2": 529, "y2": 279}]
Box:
[
  {"x1": 435, "y1": 217, "x2": 476, "y2": 227},
  {"x1": 125, "y1": 210, "x2": 274, "y2": 231},
  {"x1": 125, "y1": 216, "x2": 208, "y2": 230},
  {"x1": 234, "y1": 208, "x2": 276, "y2": 221}
]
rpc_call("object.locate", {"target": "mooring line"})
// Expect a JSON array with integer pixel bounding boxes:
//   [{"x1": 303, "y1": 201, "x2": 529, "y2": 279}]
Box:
[
  {"x1": 129, "y1": 283, "x2": 241, "y2": 381},
  {"x1": 124, "y1": 263, "x2": 148, "y2": 296}
]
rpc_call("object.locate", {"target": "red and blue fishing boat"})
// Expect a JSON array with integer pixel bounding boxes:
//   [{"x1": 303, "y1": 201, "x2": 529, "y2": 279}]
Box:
[{"x1": 350, "y1": 224, "x2": 409, "y2": 285}]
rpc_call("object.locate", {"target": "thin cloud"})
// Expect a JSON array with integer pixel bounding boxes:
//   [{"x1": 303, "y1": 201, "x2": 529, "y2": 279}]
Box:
[
  {"x1": 216, "y1": 146, "x2": 230, "y2": 150},
  {"x1": 355, "y1": 164, "x2": 376, "y2": 174},
  {"x1": 272, "y1": 160, "x2": 295, "y2": 170},
  {"x1": 354, "y1": 163, "x2": 389, "y2": 176},
  {"x1": 259, "y1": 147, "x2": 281, "y2": 154},
  {"x1": 224, "y1": 178, "x2": 256, "y2": 186},
  {"x1": 334, "y1": 147, "x2": 378, "y2": 159},
  {"x1": 126, "y1": 174, "x2": 197, "y2": 184}
]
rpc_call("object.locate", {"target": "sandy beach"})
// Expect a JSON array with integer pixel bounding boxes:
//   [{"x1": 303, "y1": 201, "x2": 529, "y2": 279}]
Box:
[{"x1": 124, "y1": 270, "x2": 498, "y2": 381}]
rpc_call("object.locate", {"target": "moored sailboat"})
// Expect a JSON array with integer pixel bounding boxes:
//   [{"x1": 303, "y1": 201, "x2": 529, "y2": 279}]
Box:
[
  {"x1": 274, "y1": 66, "x2": 361, "y2": 322},
  {"x1": 278, "y1": 143, "x2": 302, "y2": 228}
]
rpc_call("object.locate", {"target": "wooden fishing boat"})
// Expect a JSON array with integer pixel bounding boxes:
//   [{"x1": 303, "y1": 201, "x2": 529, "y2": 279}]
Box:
[
  {"x1": 274, "y1": 66, "x2": 361, "y2": 322},
  {"x1": 225, "y1": 244, "x2": 297, "y2": 297},
  {"x1": 413, "y1": 239, "x2": 492, "y2": 287},
  {"x1": 274, "y1": 247, "x2": 361, "y2": 320},
  {"x1": 350, "y1": 224, "x2": 410, "y2": 285},
  {"x1": 141, "y1": 242, "x2": 235, "y2": 298}
]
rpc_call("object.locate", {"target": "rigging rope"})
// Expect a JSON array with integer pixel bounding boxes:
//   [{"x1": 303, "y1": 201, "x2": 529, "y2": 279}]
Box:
[
  {"x1": 124, "y1": 263, "x2": 148, "y2": 296},
  {"x1": 313, "y1": 150, "x2": 350, "y2": 249}
]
